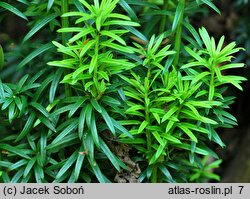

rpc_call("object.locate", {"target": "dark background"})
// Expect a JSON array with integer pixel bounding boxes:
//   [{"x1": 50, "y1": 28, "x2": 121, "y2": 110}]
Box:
[{"x1": 191, "y1": 0, "x2": 250, "y2": 182}]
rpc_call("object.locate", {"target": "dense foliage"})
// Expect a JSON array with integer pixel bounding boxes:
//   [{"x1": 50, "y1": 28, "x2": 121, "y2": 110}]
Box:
[{"x1": 0, "y1": 0, "x2": 246, "y2": 182}]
